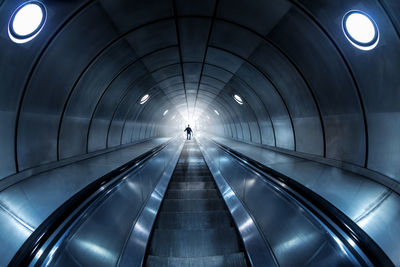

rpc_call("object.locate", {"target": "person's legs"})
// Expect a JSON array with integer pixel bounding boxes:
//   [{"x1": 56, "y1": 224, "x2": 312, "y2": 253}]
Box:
[{"x1": 186, "y1": 133, "x2": 189, "y2": 140}]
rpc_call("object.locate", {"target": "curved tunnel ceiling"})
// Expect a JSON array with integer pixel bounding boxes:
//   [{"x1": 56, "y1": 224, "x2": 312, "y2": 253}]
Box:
[{"x1": 1, "y1": 0, "x2": 400, "y2": 192}]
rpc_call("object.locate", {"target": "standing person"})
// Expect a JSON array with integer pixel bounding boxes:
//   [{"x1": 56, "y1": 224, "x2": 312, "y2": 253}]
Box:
[{"x1": 184, "y1": 125, "x2": 193, "y2": 140}]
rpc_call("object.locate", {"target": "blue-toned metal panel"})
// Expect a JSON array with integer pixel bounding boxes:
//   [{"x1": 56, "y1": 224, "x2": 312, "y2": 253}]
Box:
[{"x1": 17, "y1": 4, "x2": 119, "y2": 170}]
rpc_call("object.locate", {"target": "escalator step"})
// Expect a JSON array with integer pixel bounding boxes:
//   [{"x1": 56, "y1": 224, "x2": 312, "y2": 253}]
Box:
[
  {"x1": 155, "y1": 210, "x2": 232, "y2": 229},
  {"x1": 166, "y1": 189, "x2": 220, "y2": 199},
  {"x1": 169, "y1": 181, "x2": 215, "y2": 190},
  {"x1": 172, "y1": 175, "x2": 213, "y2": 182},
  {"x1": 146, "y1": 253, "x2": 248, "y2": 267},
  {"x1": 160, "y1": 199, "x2": 226, "y2": 212},
  {"x1": 149, "y1": 228, "x2": 241, "y2": 257}
]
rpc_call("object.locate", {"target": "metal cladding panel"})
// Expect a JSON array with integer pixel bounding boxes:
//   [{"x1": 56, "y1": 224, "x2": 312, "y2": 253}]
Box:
[
  {"x1": 205, "y1": 47, "x2": 244, "y2": 74},
  {"x1": 249, "y1": 42, "x2": 323, "y2": 155},
  {"x1": 235, "y1": 64, "x2": 294, "y2": 149},
  {"x1": 179, "y1": 18, "x2": 211, "y2": 62},
  {"x1": 88, "y1": 65, "x2": 149, "y2": 152},
  {"x1": 124, "y1": 20, "x2": 177, "y2": 57},
  {"x1": 53, "y1": 181, "x2": 143, "y2": 266},
  {"x1": 17, "y1": 4, "x2": 119, "y2": 170},
  {"x1": 0, "y1": 0, "x2": 84, "y2": 178},
  {"x1": 301, "y1": 0, "x2": 400, "y2": 178},
  {"x1": 358, "y1": 192, "x2": 400, "y2": 265},
  {"x1": 175, "y1": 0, "x2": 216, "y2": 16},
  {"x1": 201, "y1": 138, "x2": 356, "y2": 266},
  {"x1": 243, "y1": 176, "x2": 350, "y2": 266},
  {"x1": 210, "y1": 20, "x2": 263, "y2": 59},
  {"x1": 99, "y1": 0, "x2": 174, "y2": 33},
  {"x1": 216, "y1": 0, "x2": 291, "y2": 36},
  {"x1": 140, "y1": 47, "x2": 180, "y2": 72},
  {"x1": 151, "y1": 64, "x2": 181, "y2": 83},
  {"x1": 203, "y1": 64, "x2": 234, "y2": 83},
  {"x1": 106, "y1": 83, "x2": 164, "y2": 148},
  {"x1": 59, "y1": 41, "x2": 135, "y2": 159},
  {"x1": 50, "y1": 139, "x2": 180, "y2": 266},
  {"x1": 268, "y1": 9, "x2": 365, "y2": 165},
  {"x1": 380, "y1": 0, "x2": 400, "y2": 33},
  {"x1": 183, "y1": 63, "x2": 202, "y2": 83}
]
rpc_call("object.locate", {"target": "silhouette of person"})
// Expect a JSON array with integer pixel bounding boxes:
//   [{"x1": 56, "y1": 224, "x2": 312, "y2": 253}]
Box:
[{"x1": 184, "y1": 125, "x2": 193, "y2": 140}]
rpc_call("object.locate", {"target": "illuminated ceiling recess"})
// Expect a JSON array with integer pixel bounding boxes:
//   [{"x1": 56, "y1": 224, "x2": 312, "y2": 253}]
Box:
[
  {"x1": 342, "y1": 10, "x2": 379, "y2": 51},
  {"x1": 214, "y1": 110, "x2": 220, "y2": 116},
  {"x1": 8, "y1": 1, "x2": 47, "y2": 43},
  {"x1": 233, "y1": 94, "x2": 244, "y2": 105},
  {"x1": 140, "y1": 94, "x2": 150, "y2": 104},
  {"x1": 163, "y1": 110, "x2": 168, "y2": 116}
]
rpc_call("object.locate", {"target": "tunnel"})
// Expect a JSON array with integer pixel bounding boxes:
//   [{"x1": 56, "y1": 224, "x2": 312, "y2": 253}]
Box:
[{"x1": 0, "y1": 0, "x2": 399, "y2": 266}]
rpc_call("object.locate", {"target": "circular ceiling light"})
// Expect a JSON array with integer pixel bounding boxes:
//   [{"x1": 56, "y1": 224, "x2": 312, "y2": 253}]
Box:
[
  {"x1": 342, "y1": 10, "x2": 379, "y2": 51},
  {"x1": 8, "y1": 1, "x2": 47, "y2": 44},
  {"x1": 140, "y1": 94, "x2": 149, "y2": 104},
  {"x1": 233, "y1": 94, "x2": 243, "y2": 105},
  {"x1": 214, "y1": 110, "x2": 220, "y2": 116},
  {"x1": 163, "y1": 110, "x2": 168, "y2": 116}
]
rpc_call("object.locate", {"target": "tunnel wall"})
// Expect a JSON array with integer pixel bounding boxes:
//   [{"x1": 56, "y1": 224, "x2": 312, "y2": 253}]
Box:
[
  {"x1": 0, "y1": 0, "x2": 399, "y2": 214},
  {"x1": 1, "y1": 0, "x2": 398, "y2": 188}
]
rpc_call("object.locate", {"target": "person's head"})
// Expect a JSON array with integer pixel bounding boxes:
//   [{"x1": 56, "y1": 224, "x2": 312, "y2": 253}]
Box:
[{"x1": 188, "y1": 124, "x2": 190, "y2": 127}]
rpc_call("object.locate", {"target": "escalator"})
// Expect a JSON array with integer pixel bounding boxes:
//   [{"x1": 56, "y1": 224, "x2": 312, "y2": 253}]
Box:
[
  {"x1": 8, "y1": 138, "x2": 394, "y2": 266},
  {"x1": 145, "y1": 140, "x2": 248, "y2": 267}
]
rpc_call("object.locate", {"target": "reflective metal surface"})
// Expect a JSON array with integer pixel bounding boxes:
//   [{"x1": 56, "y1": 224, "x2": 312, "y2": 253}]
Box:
[
  {"x1": 118, "y1": 140, "x2": 184, "y2": 266},
  {"x1": 198, "y1": 137, "x2": 377, "y2": 267},
  {"x1": 198, "y1": 139, "x2": 277, "y2": 266},
  {"x1": 0, "y1": 138, "x2": 170, "y2": 266},
  {"x1": 43, "y1": 138, "x2": 183, "y2": 266},
  {"x1": 212, "y1": 136, "x2": 400, "y2": 265},
  {"x1": 0, "y1": 0, "x2": 399, "y2": 265}
]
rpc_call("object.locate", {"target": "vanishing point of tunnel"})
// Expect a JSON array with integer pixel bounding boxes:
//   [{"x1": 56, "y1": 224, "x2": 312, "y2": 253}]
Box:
[{"x1": 0, "y1": 0, "x2": 399, "y2": 266}]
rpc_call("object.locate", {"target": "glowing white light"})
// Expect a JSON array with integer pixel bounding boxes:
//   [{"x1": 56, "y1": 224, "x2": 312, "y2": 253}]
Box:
[
  {"x1": 140, "y1": 94, "x2": 149, "y2": 104},
  {"x1": 233, "y1": 94, "x2": 243, "y2": 105},
  {"x1": 8, "y1": 1, "x2": 46, "y2": 44},
  {"x1": 343, "y1": 11, "x2": 379, "y2": 51},
  {"x1": 163, "y1": 110, "x2": 168, "y2": 116},
  {"x1": 214, "y1": 110, "x2": 220, "y2": 116},
  {"x1": 171, "y1": 115, "x2": 176, "y2": 120}
]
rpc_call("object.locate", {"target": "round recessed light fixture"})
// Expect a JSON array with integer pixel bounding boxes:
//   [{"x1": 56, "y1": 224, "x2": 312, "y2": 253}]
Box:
[
  {"x1": 8, "y1": 1, "x2": 47, "y2": 44},
  {"x1": 214, "y1": 110, "x2": 220, "y2": 116},
  {"x1": 342, "y1": 10, "x2": 379, "y2": 51},
  {"x1": 140, "y1": 94, "x2": 150, "y2": 104},
  {"x1": 233, "y1": 94, "x2": 243, "y2": 105},
  {"x1": 163, "y1": 110, "x2": 168, "y2": 116}
]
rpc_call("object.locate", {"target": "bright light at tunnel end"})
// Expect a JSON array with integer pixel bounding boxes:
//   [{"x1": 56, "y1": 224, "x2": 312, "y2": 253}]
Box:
[
  {"x1": 8, "y1": 1, "x2": 47, "y2": 44},
  {"x1": 342, "y1": 10, "x2": 379, "y2": 51}
]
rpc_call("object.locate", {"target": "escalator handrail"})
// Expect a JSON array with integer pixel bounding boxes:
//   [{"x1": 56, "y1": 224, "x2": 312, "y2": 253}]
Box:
[
  {"x1": 211, "y1": 139, "x2": 394, "y2": 267},
  {"x1": 9, "y1": 139, "x2": 173, "y2": 267}
]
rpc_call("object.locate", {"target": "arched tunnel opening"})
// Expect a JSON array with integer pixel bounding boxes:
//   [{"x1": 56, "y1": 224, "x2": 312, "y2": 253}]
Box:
[{"x1": 0, "y1": 0, "x2": 399, "y2": 266}]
